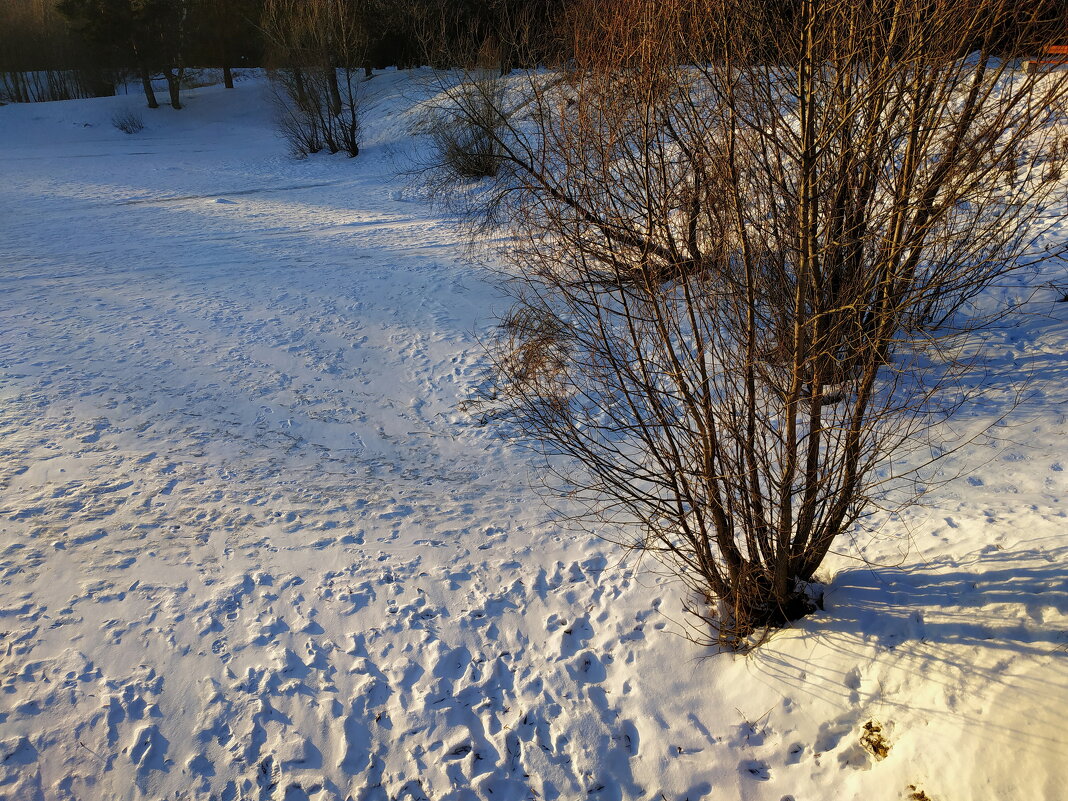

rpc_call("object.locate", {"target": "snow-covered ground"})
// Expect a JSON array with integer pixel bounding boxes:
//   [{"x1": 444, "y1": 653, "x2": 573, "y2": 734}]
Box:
[{"x1": 0, "y1": 71, "x2": 1066, "y2": 801}]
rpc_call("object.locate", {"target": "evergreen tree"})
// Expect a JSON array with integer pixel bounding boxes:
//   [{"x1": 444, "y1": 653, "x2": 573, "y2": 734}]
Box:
[{"x1": 58, "y1": 0, "x2": 189, "y2": 108}]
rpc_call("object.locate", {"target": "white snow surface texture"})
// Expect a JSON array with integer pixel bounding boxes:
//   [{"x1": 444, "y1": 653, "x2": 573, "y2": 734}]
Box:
[{"x1": 1, "y1": 71, "x2": 1066, "y2": 801}]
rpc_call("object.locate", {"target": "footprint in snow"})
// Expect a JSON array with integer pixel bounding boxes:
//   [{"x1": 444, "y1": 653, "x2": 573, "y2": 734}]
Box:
[
  {"x1": 128, "y1": 723, "x2": 169, "y2": 774},
  {"x1": 739, "y1": 759, "x2": 771, "y2": 780},
  {"x1": 786, "y1": 742, "x2": 805, "y2": 764},
  {"x1": 211, "y1": 637, "x2": 231, "y2": 663},
  {"x1": 568, "y1": 651, "x2": 607, "y2": 684}
]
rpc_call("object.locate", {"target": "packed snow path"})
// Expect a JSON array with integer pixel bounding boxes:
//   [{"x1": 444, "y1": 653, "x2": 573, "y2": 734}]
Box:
[{"x1": 1, "y1": 75, "x2": 1066, "y2": 801}]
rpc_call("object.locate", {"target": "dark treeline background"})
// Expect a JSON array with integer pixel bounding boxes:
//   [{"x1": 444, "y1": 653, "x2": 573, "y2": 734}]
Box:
[
  {"x1": 1, "y1": 0, "x2": 1058, "y2": 106},
  {"x1": 0, "y1": 0, "x2": 571, "y2": 106}
]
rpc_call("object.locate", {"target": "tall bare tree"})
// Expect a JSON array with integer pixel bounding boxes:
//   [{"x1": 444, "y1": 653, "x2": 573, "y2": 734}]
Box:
[{"x1": 453, "y1": 0, "x2": 1068, "y2": 643}]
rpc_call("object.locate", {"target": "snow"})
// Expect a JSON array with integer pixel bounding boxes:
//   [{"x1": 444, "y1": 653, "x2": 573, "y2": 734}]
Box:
[{"x1": 1, "y1": 70, "x2": 1066, "y2": 801}]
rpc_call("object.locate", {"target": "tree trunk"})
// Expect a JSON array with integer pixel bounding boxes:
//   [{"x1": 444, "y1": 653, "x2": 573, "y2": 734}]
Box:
[
  {"x1": 364, "y1": 63, "x2": 372, "y2": 78},
  {"x1": 165, "y1": 70, "x2": 182, "y2": 109},
  {"x1": 223, "y1": 64, "x2": 234, "y2": 89},
  {"x1": 325, "y1": 67, "x2": 342, "y2": 116},
  {"x1": 15, "y1": 72, "x2": 30, "y2": 102},
  {"x1": 293, "y1": 67, "x2": 308, "y2": 109},
  {"x1": 140, "y1": 68, "x2": 159, "y2": 109}
]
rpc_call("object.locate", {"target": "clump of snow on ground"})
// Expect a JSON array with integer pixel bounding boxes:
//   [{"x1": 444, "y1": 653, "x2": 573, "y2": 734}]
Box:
[{"x1": 1, "y1": 71, "x2": 1066, "y2": 801}]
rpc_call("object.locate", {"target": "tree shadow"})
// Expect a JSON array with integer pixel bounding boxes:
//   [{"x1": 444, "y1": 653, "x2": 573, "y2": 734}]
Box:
[
  {"x1": 747, "y1": 541, "x2": 1068, "y2": 754},
  {"x1": 824, "y1": 541, "x2": 1068, "y2": 653}
]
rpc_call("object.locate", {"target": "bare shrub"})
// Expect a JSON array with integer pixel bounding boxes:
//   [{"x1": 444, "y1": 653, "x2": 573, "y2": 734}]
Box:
[
  {"x1": 111, "y1": 108, "x2": 145, "y2": 134},
  {"x1": 425, "y1": 75, "x2": 508, "y2": 182},
  {"x1": 455, "y1": 0, "x2": 1068, "y2": 645}
]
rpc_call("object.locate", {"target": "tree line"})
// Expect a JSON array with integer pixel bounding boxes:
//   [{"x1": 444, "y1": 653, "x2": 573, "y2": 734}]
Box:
[
  {"x1": 0, "y1": 0, "x2": 563, "y2": 107},
  {"x1": 3, "y1": 1, "x2": 1052, "y2": 107}
]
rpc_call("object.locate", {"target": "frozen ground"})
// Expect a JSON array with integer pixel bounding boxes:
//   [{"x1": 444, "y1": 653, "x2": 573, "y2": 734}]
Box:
[{"x1": 0, "y1": 72, "x2": 1066, "y2": 801}]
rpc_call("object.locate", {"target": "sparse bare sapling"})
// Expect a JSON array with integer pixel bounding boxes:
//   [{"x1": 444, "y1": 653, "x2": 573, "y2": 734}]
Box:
[
  {"x1": 455, "y1": 0, "x2": 1068, "y2": 643},
  {"x1": 263, "y1": 0, "x2": 370, "y2": 157}
]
